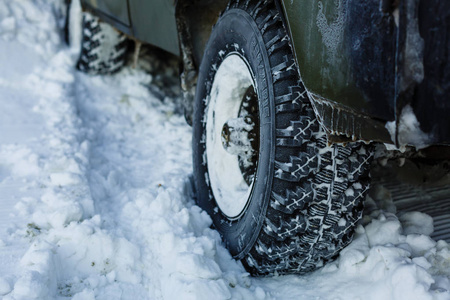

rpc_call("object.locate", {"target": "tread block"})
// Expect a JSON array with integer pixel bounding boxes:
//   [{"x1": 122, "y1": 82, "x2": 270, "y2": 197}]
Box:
[
  {"x1": 267, "y1": 39, "x2": 289, "y2": 56},
  {"x1": 274, "y1": 146, "x2": 318, "y2": 182},
  {"x1": 276, "y1": 116, "x2": 319, "y2": 141},
  {"x1": 273, "y1": 68, "x2": 297, "y2": 83},
  {"x1": 271, "y1": 182, "x2": 314, "y2": 214},
  {"x1": 260, "y1": 13, "x2": 281, "y2": 34},
  {"x1": 347, "y1": 150, "x2": 373, "y2": 181},
  {"x1": 263, "y1": 215, "x2": 307, "y2": 240},
  {"x1": 256, "y1": 239, "x2": 301, "y2": 260},
  {"x1": 272, "y1": 55, "x2": 292, "y2": 74},
  {"x1": 258, "y1": 13, "x2": 281, "y2": 34},
  {"x1": 275, "y1": 102, "x2": 302, "y2": 114},
  {"x1": 265, "y1": 30, "x2": 287, "y2": 51},
  {"x1": 250, "y1": 0, "x2": 270, "y2": 18},
  {"x1": 274, "y1": 85, "x2": 307, "y2": 106}
]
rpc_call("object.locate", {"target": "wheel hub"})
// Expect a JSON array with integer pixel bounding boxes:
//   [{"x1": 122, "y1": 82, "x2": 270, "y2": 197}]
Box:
[
  {"x1": 221, "y1": 116, "x2": 255, "y2": 158},
  {"x1": 205, "y1": 54, "x2": 259, "y2": 219}
]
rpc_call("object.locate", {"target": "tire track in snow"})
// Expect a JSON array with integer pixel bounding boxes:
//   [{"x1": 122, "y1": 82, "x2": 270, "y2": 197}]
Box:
[
  {"x1": 73, "y1": 68, "x2": 188, "y2": 298},
  {"x1": 73, "y1": 66, "x2": 258, "y2": 299}
]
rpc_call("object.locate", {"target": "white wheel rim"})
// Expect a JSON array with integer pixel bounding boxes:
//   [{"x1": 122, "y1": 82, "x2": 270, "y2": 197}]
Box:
[{"x1": 206, "y1": 54, "x2": 257, "y2": 219}]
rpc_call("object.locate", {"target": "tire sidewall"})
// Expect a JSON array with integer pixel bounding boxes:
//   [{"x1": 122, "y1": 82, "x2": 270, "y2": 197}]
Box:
[{"x1": 193, "y1": 9, "x2": 276, "y2": 258}]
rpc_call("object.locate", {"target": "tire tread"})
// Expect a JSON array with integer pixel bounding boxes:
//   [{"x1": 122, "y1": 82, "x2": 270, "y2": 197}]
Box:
[
  {"x1": 76, "y1": 13, "x2": 129, "y2": 75},
  {"x1": 225, "y1": 0, "x2": 373, "y2": 275}
]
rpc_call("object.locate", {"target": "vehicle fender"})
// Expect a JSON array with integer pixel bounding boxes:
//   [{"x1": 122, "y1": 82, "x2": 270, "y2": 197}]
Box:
[{"x1": 128, "y1": 0, "x2": 179, "y2": 55}]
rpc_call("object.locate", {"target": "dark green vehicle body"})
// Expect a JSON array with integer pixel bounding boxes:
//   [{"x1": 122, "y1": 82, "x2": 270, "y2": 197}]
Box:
[
  {"x1": 81, "y1": 0, "x2": 179, "y2": 54},
  {"x1": 80, "y1": 0, "x2": 450, "y2": 148}
]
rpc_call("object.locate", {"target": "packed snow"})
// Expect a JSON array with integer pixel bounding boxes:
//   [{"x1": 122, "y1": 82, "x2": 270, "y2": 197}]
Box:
[
  {"x1": 386, "y1": 105, "x2": 433, "y2": 150},
  {"x1": 0, "y1": 1, "x2": 449, "y2": 299}
]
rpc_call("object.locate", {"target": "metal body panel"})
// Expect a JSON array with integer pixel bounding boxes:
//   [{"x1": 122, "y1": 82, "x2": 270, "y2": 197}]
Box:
[
  {"x1": 282, "y1": 0, "x2": 450, "y2": 146},
  {"x1": 281, "y1": 0, "x2": 397, "y2": 122},
  {"x1": 128, "y1": 0, "x2": 179, "y2": 55},
  {"x1": 81, "y1": 0, "x2": 130, "y2": 27}
]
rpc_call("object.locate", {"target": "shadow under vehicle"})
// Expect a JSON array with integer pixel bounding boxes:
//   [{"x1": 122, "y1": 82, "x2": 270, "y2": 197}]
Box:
[{"x1": 67, "y1": 0, "x2": 450, "y2": 275}]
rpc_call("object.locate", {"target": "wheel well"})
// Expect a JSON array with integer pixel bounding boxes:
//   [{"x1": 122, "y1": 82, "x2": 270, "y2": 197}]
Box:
[
  {"x1": 175, "y1": 0, "x2": 228, "y2": 124},
  {"x1": 175, "y1": 0, "x2": 289, "y2": 124},
  {"x1": 176, "y1": 0, "x2": 228, "y2": 73}
]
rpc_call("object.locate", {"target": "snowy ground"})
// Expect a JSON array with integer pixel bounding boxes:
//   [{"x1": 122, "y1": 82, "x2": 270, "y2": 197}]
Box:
[{"x1": 0, "y1": 1, "x2": 449, "y2": 299}]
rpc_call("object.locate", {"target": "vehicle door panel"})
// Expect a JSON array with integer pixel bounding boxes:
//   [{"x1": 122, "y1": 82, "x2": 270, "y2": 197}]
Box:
[
  {"x1": 128, "y1": 0, "x2": 179, "y2": 55},
  {"x1": 82, "y1": 0, "x2": 131, "y2": 27}
]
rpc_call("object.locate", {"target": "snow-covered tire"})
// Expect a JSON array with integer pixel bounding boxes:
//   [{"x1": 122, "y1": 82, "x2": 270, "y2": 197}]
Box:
[
  {"x1": 75, "y1": 12, "x2": 129, "y2": 74},
  {"x1": 192, "y1": 0, "x2": 373, "y2": 275}
]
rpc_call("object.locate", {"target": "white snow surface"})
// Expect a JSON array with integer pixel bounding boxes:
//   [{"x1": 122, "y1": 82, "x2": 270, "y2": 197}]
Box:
[
  {"x1": 0, "y1": 1, "x2": 449, "y2": 299},
  {"x1": 385, "y1": 105, "x2": 433, "y2": 150}
]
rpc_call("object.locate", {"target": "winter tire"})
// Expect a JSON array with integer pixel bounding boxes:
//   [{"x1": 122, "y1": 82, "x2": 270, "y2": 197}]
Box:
[
  {"x1": 192, "y1": 0, "x2": 373, "y2": 275},
  {"x1": 75, "y1": 11, "x2": 129, "y2": 74}
]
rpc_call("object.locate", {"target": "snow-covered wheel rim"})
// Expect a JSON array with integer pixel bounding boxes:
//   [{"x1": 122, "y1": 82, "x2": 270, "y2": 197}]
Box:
[{"x1": 205, "y1": 54, "x2": 258, "y2": 219}]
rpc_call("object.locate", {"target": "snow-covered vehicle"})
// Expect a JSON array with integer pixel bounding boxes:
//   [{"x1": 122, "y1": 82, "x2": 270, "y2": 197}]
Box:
[{"x1": 67, "y1": 0, "x2": 450, "y2": 275}]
